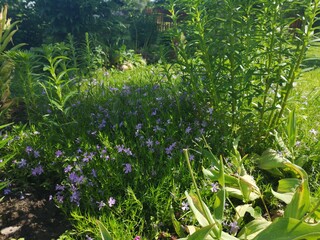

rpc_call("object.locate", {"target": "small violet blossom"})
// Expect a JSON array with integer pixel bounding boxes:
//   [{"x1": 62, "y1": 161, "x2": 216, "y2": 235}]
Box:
[
  {"x1": 211, "y1": 182, "x2": 219, "y2": 193},
  {"x1": 229, "y1": 221, "x2": 239, "y2": 235},
  {"x1": 64, "y1": 165, "x2": 72, "y2": 173},
  {"x1": 55, "y1": 184, "x2": 65, "y2": 191},
  {"x1": 97, "y1": 201, "x2": 106, "y2": 210},
  {"x1": 86, "y1": 235, "x2": 94, "y2": 240},
  {"x1": 309, "y1": 128, "x2": 318, "y2": 136},
  {"x1": 3, "y1": 188, "x2": 11, "y2": 195},
  {"x1": 124, "y1": 163, "x2": 132, "y2": 174},
  {"x1": 33, "y1": 150, "x2": 40, "y2": 158},
  {"x1": 165, "y1": 142, "x2": 177, "y2": 155},
  {"x1": 146, "y1": 139, "x2": 153, "y2": 148},
  {"x1": 181, "y1": 201, "x2": 189, "y2": 211},
  {"x1": 55, "y1": 150, "x2": 63, "y2": 158},
  {"x1": 69, "y1": 172, "x2": 84, "y2": 185},
  {"x1": 108, "y1": 197, "x2": 116, "y2": 207},
  {"x1": 134, "y1": 236, "x2": 141, "y2": 240},
  {"x1": 32, "y1": 165, "x2": 44, "y2": 176},
  {"x1": 25, "y1": 146, "x2": 33, "y2": 155},
  {"x1": 18, "y1": 159, "x2": 27, "y2": 168},
  {"x1": 70, "y1": 190, "x2": 80, "y2": 205},
  {"x1": 185, "y1": 126, "x2": 192, "y2": 134},
  {"x1": 91, "y1": 169, "x2": 97, "y2": 178}
]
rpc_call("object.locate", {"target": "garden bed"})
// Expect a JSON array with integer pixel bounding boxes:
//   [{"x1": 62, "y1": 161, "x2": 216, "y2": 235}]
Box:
[{"x1": 0, "y1": 188, "x2": 70, "y2": 240}]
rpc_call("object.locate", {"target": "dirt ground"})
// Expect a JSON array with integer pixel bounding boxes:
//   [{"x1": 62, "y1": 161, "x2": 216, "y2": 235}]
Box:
[{"x1": 0, "y1": 190, "x2": 71, "y2": 240}]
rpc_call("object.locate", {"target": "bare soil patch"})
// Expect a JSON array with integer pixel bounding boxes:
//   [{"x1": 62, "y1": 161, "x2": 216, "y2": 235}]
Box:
[{"x1": 0, "y1": 190, "x2": 70, "y2": 240}]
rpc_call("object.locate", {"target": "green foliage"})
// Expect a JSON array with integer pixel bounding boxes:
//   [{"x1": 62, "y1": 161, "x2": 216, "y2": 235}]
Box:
[
  {"x1": 0, "y1": 1, "x2": 319, "y2": 239},
  {"x1": 0, "y1": 4, "x2": 25, "y2": 121},
  {"x1": 164, "y1": 0, "x2": 320, "y2": 150},
  {"x1": 0, "y1": 123, "x2": 14, "y2": 201},
  {"x1": 96, "y1": 220, "x2": 113, "y2": 240},
  {"x1": 181, "y1": 146, "x2": 320, "y2": 239}
]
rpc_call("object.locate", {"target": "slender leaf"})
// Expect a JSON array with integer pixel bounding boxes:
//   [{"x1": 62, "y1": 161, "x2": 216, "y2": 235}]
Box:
[
  {"x1": 188, "y1": 224, "x2": 215, "y2": 240},
  {"x1": 96, "y1": 220, "x2": 113, "y2": 240}
]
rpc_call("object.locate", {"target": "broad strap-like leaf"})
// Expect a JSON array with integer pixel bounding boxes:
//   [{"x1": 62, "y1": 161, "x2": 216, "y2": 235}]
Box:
[
  {"x1": 256, "y1": 149, "x2": 288, "y2": 170},
  {"x1": 254, "y1": 217, "x2": 320, "y2": 240},
  {"x1": 238, "y1": 218, "x2": 271, "y2": 240},
  {"x1": 271, "y1": 178, "x2": 301, "y2": 204},
  {"x1": 214, "y1": 189, "x2": 226, "y2": 221},
  {"x1": 283, "y1": 163, "x2": 310, "y2": 220},
  {"x1": 185, "y1": 191, "x2": 212, "y2": 227}
]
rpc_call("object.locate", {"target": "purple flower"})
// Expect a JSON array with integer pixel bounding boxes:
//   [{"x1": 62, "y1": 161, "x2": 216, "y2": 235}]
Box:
[
  {"x1": 229, "y1": 221, "x2": 239, "y2": 235},
  {"x1": 185, "y1": 126, "x2": 192, "y2": 134},
  {"x1": 18, "y1": 158, "x2": 27, "y2": 168},
  {"x1": 211, "y1": 182, "x2": 219, "y2": 193},
  {"x1": 151, "y1": 108, "x2": 157, "y2": 116},
  {"x1": 135, "y1": 123, "x2": 143, "y2": 130},
  {"x1": 189, "y1": 154, "x2": 195, "y2": 161},
  {"x1": 64, "y1": 165, "x2": 72, "y2": 173},
  {"x1": 309, "y1": 128, "x2": 318, "y2": 136},
  {"x1": 146, "y1": 139, "x2": 153, "y2": 148},
  {"x1": 69, "y1": 172, "x2": 84, "y2": 184},
  {"x1": 91, "y1": 169, "x2": 97, "y2": 178},
  {"x1": 165, "y1": 142, "x2": 177, "y2": 155},
  {"x1": 55, "y1": 150, "x2": 63, "y2": 158},
  {"x1": 116, "y1": 145, "x2": 124, "y2": 153},
  {"x1": 55, "y1": 184, "x2": 65, "y2": 191},
  {"x1": 70, "y1": 190, "x2": 80, "y2": 205},
  {"x1": 108, "y1": 197, "x2": 116, "y2": 207},
  {"x1": 134, "y1": 236, "x2": 141, "y2": 240},
  {"x1": 124, "y1": 148, "x2": 133, "y2": 156},
  {"x1": 97, "y1": 200, "x2": 106, "y2": 210},
  {"x1": 56, "y1": 194, "x2": 64, "y2": 203},
  {"x1": 181, "y1": 201, "x2": 189, "y2": 211},
  {"x1": 31, "y1": 165, "x2": 44, "y2": 176},
  {"x1": 3, "y1": 188, "x2": 11, "y2": 195},
  {"x1": 33, "y1": 150, "x2": 40, "y2": 158},
  {"x1": 124, "y1": 163, "x2": 132, "y2": 174},
  {"x1": 25, "y1": 146, "x2": 33, "y2": 155},
  {"x1": 86, "y1": 235, "x2": 94, "y2": 240}
]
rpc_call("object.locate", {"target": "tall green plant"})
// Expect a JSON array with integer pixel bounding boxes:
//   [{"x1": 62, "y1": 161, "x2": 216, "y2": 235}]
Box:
[
  {"x1": 0, "y1": 4, "x2": 25, "y2": 120},
  {"x1": 38, "y1": 44, "x2": 77, "y2": 119},
  {"x1": 166, "y1": 0, "x2": 320, "y2": 149}
]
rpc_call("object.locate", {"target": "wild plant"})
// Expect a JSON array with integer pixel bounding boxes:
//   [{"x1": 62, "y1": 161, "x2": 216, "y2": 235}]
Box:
[
  {"x1": 178, "y1": 143, "x2": 320, "y2": 239},
  {"x1": 7, "y1": 50, "x2": 42, "y2": 122},
  {"x1": 37, "y1": 44, "x2": 78, "y2": 120},
  {"x1": 165, "y1": 0, "x2": 320, "y2": 150},
  {"x1": 0, "y1": 123, "x2": 14, "y2": 200},
  {"x1": 0, "y1": 4, "x2": 25, "y2": 121}
]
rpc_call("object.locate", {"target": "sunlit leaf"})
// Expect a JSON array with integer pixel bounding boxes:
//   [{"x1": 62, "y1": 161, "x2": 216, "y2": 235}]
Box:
[
  {"x1": 96, "y1": 220, "x2": 113, "y2": 240},
  {"x1": 188, "y1": 224, "x2": 215, "y2": 240},
  {"x1": 238, "y1": 218, "x2": 271, "y2": 240},
  {"x1": 257, "y1": 149, "x2": 288, "y2": 170},
  {"x1": 254, "y1": 217, "x2": 320, "y2": 240}
]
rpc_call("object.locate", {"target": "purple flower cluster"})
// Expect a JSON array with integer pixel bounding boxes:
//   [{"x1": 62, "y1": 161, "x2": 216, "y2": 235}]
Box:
[
  {"x1": 165, "y1": 142, "x2": 177, "y2": 156},
  {"x1": 69, "y1": 172, "x2": 84, "y2": 185},
  {"x1": 31, "y1": 165, "x2": 44, "y2": 176},
  {"x1": 116, "y1": 145, "x2": 133, "y2": 156}
]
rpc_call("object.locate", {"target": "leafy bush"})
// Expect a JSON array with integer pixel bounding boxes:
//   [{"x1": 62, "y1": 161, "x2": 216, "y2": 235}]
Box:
[{"x1": 163, "y1": 0, "x2": 320, "y2": 151}]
